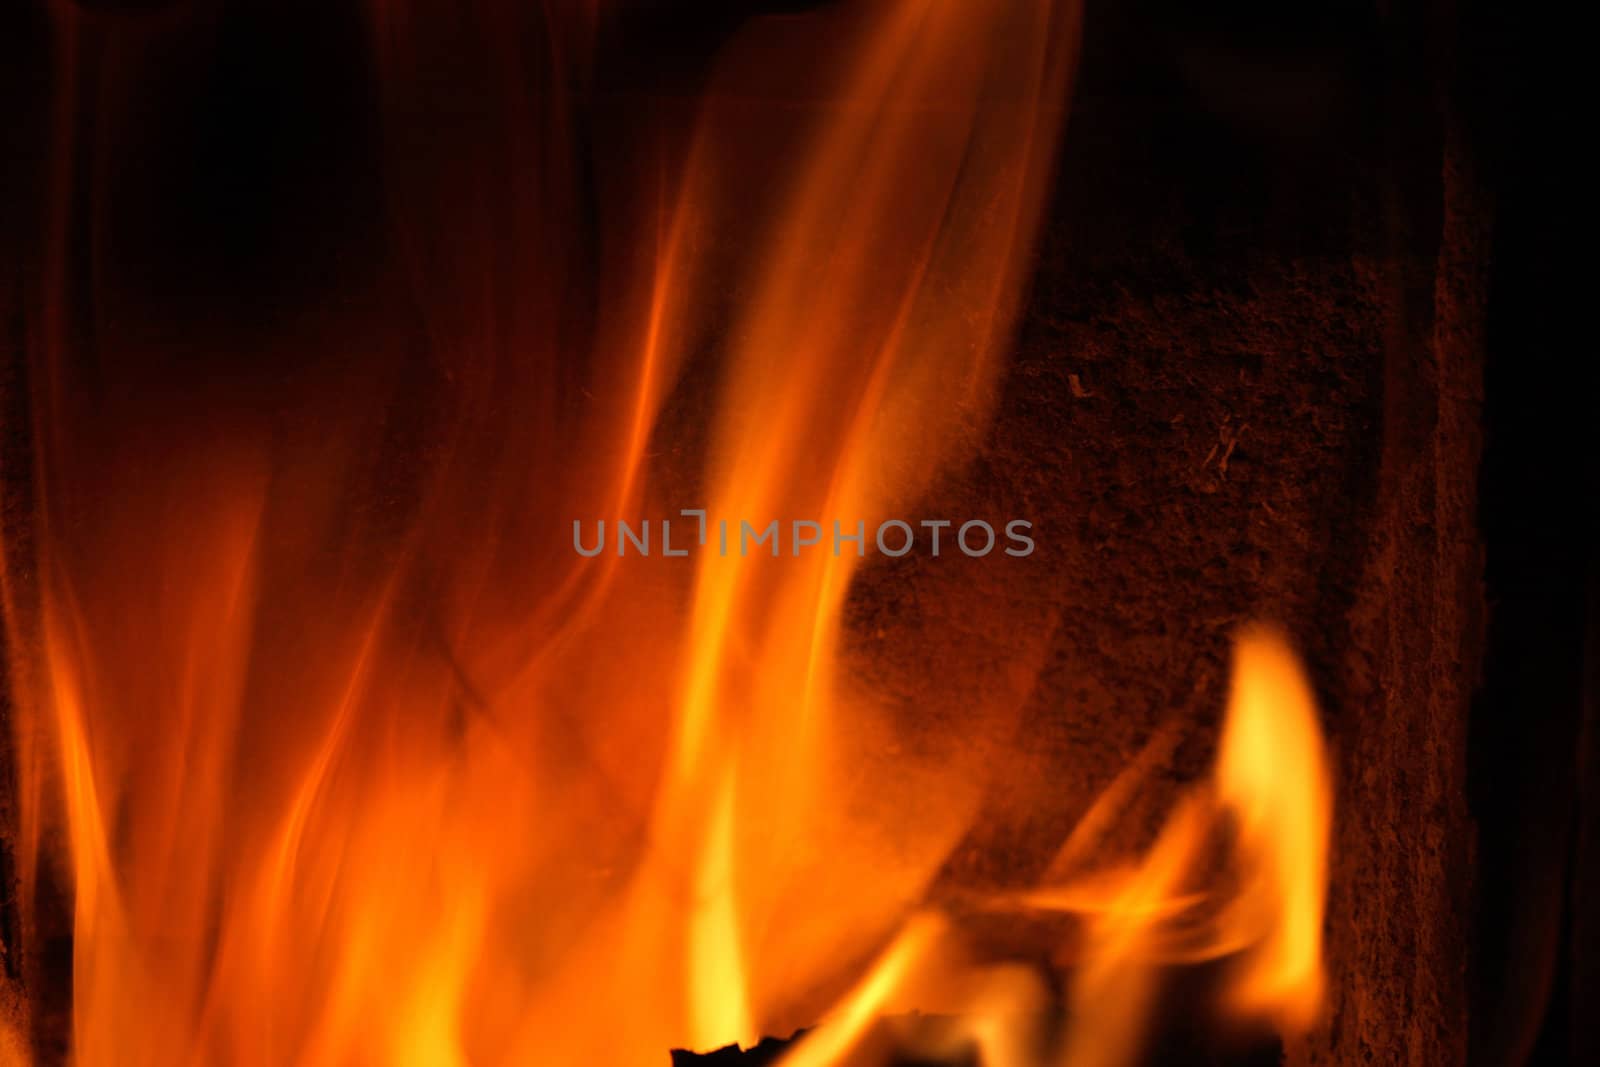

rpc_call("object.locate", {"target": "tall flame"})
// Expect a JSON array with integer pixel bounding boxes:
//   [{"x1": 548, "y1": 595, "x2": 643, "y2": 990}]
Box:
[{"x1": 0, "y1": 1, "x2": 1332, "y2": 1065}]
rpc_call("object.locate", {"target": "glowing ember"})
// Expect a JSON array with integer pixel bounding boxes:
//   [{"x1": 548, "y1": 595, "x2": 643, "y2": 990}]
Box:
[{"x1": 0, "y1": 1, "x2": 1331, "y2": 1065}]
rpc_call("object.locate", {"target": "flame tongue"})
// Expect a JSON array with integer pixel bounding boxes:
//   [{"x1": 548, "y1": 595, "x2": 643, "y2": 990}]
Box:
[
  {"x1": 648, "y1": 0, "x2": 1078, "y2": 1052},
  {"x1": 1050, "y1": 625, "x2": 1332, "y2": 1067},
  {"x1": 1213, "y1": 627, "x2": 1333, "y2": 1032}
]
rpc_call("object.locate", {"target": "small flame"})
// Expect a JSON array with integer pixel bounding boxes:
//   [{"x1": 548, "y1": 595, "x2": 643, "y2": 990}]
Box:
[
  {"x1": 772, "y1": 625, "x2": 1333, "y2": 1067},
  {"x1": 1214, "y1": 626, "x2": 1332, "y2": 1031}
]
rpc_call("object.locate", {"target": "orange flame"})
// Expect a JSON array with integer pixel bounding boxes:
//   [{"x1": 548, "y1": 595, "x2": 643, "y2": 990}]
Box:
[
  {"x1": 1, "y1": 2, "x2": 1331, "y2": 1066},
  {"x1": 771, "y1": 625, "x2": 1333, "y2": 1067}
]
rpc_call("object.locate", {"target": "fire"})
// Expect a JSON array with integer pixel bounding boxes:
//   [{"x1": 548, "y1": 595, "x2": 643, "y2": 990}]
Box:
[
  {"x1": 0, "y1": 2, "x2": 1330, "y2": 1066},
  {"x1": 772, "y1": 626, "x2": 1332, "y2": 1067}
]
